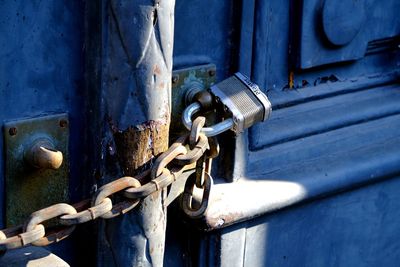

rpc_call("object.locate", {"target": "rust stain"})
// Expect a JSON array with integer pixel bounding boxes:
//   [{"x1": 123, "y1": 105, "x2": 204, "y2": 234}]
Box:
[
  {"x1": 113, "y1": 119, "x2": 169, "y2": 183},
  {"x1": 153, "y1": 64, "x2": 162, "y2": 76},
  {"x1": 205, "y1": 210, "x2": 246, "y2": 231},
  {"x1": 289, "y1": 71, "x2": 294, "y2": 89},
  {"x1": 158, "y1": 82, "x2": 165, "y2": 89}
]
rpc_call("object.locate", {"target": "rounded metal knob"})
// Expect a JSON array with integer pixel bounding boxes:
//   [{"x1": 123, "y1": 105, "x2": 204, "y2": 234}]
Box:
[{"x1": 24, "y1": 139, "x2": 63, "y2": 170}]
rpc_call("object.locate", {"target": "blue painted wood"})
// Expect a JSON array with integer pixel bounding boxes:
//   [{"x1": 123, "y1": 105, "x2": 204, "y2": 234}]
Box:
[
  {"x1": 242, "y1": 176, "x2": 400, "y2": 266},
  {"x1": 252, "y1": 0, "x2": 400, "y2": 91},
  {"x1": 0, "y1": 1, "x2": 85, "y2": 265},
  {"x1": 252, "y1": 83, "x2": 400, "y2": 149},
  {"x1": 249, "y1": 113, "x2": 400, "y2": 177},
  {"x1": 197, "y1": 0, "x2": 400, "y2": 265},
  {"x1": 268, "y1": 72, "x2": 400, "y2": 109},
  {"x1": 295, "y1": 0, "x2": 400, "y2": 68},
  {"x1": 247, "y1": 114, "x2": 400, "y2": 199},
  {"x1": 241, "y1": 0, "x2": 400, "y2": 209},
  {"x1": 173, "y1": 0, "x2": 241, "y2": 80}
]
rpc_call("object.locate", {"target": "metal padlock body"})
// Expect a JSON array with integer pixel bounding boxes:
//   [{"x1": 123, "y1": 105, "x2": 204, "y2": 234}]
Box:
[{"x1": 209, "y1": 72, "x2": 272, "y2": 134}]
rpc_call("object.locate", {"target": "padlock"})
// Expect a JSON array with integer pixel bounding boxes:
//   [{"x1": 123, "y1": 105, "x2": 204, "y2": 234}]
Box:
[
  {"x1": 182, "y1": 72, "x2": 272, "y2": 136},
  {"x1": 209, "y1": 72, "x2": 271, "y2": 134}
]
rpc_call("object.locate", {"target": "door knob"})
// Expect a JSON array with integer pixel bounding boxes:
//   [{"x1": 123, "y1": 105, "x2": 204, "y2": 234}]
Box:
[{"x1": 24, "y1": 139, "x2": 63, "y2": 170}]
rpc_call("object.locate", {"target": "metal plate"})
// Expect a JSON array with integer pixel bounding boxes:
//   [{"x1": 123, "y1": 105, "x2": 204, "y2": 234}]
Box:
[
  {"x1": 3, "y1": 114, "x2": 69, "y2": 226},
  {"x1": 171, "y1": 64, "x2": 216, "y2": 140}
]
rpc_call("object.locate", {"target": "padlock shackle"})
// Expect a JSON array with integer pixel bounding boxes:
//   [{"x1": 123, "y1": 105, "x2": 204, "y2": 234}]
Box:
[{"x1": 182, "y1": 102, "x2": 234, "y2": 137}]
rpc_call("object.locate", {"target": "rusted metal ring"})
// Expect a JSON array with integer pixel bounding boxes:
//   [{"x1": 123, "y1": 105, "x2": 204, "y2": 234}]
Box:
[
  {"x1": 94, "y1": 176, "x2": 141, "y2": 219},
  {"x1": 206, "y1": 136, "x2": 220, "y2": 159},
  {"x1": 59, "y1": 198, "x2": 113, "y2": 225},
  {"x1": 0, "y1": 225, "x2": 25, "y2": 243},
  {"x1": 124, "y1": 168, "x2": 174, "y2": 199},
  {"x1": 181, "y1": 172, "x2": 212, "y2": 219},
  {"x1": 100, "y1": 200, "x2": 141, "y2": 219},
  {"x1": 194, "y1": 155, "x2": 206, "y2": 188},
  {"x1": 151, "y1": 142, "x2": 187, "y2": 179},
  {"x1": 32, "y1": 225, "x2": 76, "y2": 247},
  {"x1": 173, "y1": 133, "x2": 209, "y2": 166},
  {"x1": 0, "y1": 224, "x2": 45, "y2": 251},
  {"x1": 24, "y1": 203, "x2": 77, "y2": 246},
  {"x1": 189, "y1": 116, "x2": 206, "y2": 147}
]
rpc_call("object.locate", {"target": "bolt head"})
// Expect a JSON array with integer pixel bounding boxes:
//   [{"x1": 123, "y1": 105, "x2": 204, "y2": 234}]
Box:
[
  {"x1": 8, "y1": 127, "x2": 17, "y2": 136},
  {"x1": 59, "y1": 120, "x2": 68, "y2": 128},
  {"x1": 172, "y1": 75, "x2": 179, "y2": 84}
]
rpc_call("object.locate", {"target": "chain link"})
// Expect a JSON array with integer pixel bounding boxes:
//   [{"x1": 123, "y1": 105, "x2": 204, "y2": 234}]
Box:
[
  {"x1": 173, "y1": 134, "x2": 209, "y2": 165},
  {"x1": 0, "y1": 225, "x2": 45, "y2": 250},
  {"x1": 151, "y1": 142, "x2": 188, "y2": 179},
  {"x1": 0, "y1": 122, "x2": 213, "y2": 253},
  {"x1": 24, "y1": 203, "x2": 77, "y2": 246},
  {"x1": 181, "y1": 117, "x2": 214, "y2": 218},
  {"x1": 59, "y1": 198, "x2": 112, "y2": 225},
  {"x1": 181, "y1": 172, "x2": 213, "y2": 219},
  {"x1": 93, "y1": 176, "x2": 141, "y2": 219}
]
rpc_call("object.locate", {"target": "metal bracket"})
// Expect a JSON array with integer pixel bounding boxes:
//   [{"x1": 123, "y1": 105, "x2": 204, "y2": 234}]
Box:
[
  {"x1": 171, "y1": 64, "x2": 217, "y2": 139},
  {"x1": 3, "y1": 114, "x2": 69, "y2": 226}
]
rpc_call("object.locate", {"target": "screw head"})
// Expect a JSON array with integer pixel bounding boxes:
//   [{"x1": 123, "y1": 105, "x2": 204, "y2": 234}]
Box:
[
  {"x1": 8, "y1": 127, "x2": 17, "y2": 136},
  {"x1": 208, "y1": 69, "x2": 216, "y2": 77},
  {"x1": 172, "y1": 75, "x2": 179, "y2": 84},
  {"x1": 59, "y1": 119, "x2": 68, "y2": 128}
]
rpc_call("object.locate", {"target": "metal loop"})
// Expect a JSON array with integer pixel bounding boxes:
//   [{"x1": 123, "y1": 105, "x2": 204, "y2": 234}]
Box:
[
  {"x1": 151, "y1": 180, "x2": 161, "y2": 191},
  {"x1": 59, "y1": 198, "x2": 113, "y2": 225},
  {"x1": 189, "y1": 116, "x2": 206, "y2": 147},
  {"x1": 124, "y1": 164, "x2": 191, "y2": 199},
  {"x1": 173, "y1": 134, "x2": 209, "y2": 166},
  {"x1": 182, "y1": 102, "x2": 234, "y2": 137},
  {"x1": 25, "y1": 204, "x2": 77, "y2": 232},
  {"x1": 100, "y1": 200, "x2": 140, "y2": 219},
  {"x1": 24, "y1": 203, "x2": 77, "y2": 246},
  {"x1": 0, "y1": 225, "x2": 45, "y2": 251},
  {"x1": 194, "y1": 155, "x2": 206, "y2": 188},
  {"x1": 124, "y1": 168, "x2": 173, "y2": 199},
  {"x1": 93, "y1": 176, "x2": 141, "y2": 219},
  {"x1": 151, "y1": 141, "x2": 187, "y2": 179},
  {"x1": 32, "y1": 225, "x2": 76, "y2": 247},
  {"x1": 206, "y1": 136, "x2": 220, "y2": 159},
  {"x1": 181, "y1": 172, "x2": 213, "y2": 219}
]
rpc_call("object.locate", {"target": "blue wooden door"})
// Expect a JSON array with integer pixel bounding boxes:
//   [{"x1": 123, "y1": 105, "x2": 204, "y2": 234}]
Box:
[
  {"x1": 1, "y1": 0, "x2": 399, "y2": 266},
  {"x1": 166, "y1": 0, "x2": 400, "y2": 266}
]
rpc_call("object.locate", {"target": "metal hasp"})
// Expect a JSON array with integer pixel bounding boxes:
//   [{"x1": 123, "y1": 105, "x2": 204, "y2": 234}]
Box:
[
  {"x1": 171, "y1": 64, "x2": 217, "y2": 138},
  {"x1": 3, "y1": 114, "x2": 69, "y2": 226}
]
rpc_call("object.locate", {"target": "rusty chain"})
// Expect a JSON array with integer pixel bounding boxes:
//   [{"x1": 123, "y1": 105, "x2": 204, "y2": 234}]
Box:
[
  {"x1": 0, "y1": 115, "x2": 216, "y2": 253},
  {"x1": 181, "y1": 117, "x2": 218, "y2": 218}
]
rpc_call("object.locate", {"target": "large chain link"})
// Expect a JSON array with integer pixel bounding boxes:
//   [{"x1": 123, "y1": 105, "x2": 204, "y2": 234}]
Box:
[
  {"x1": 0, "y1": 123, "x2": 212, "y2": 252},
  {"x1": 181, "y1": 117, "x2": 218, "y2": 218}
]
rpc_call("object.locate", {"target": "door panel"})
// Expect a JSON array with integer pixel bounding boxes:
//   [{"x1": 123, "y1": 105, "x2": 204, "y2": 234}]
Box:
[
  {"x1": 0, "y1": 1, "x2": 85, "y2": 264},
  {"x1": 171, "y1": 0, "x2": 400, "y2": 266}
]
